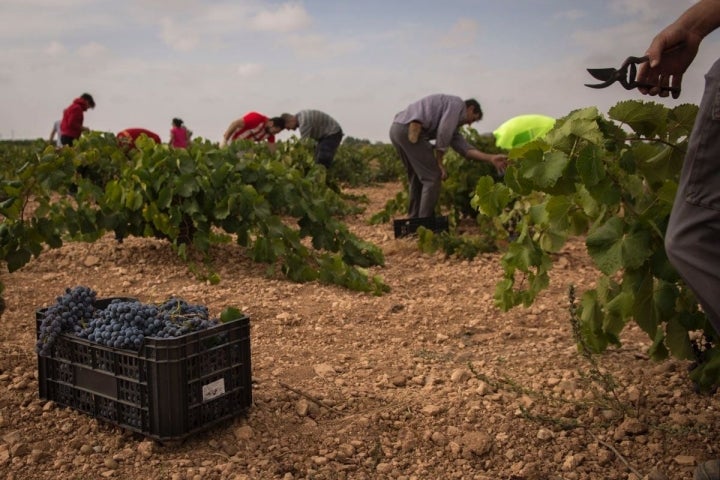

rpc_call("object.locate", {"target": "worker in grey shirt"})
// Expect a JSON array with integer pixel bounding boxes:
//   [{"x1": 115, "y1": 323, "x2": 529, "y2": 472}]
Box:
[
  {"x1": 282, "y1": 110, "x2": 344, "y2": 168},
  {"x1": 389, "y1": 93, "x2": 507, "y2": 218}
]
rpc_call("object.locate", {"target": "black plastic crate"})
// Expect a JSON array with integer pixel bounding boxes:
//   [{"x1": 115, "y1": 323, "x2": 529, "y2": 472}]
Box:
[
  {"x1": 393, "y1": 215, "x2": 449, "y2": 238},
  {"x1": 36, "y1": 298, "x2": 252, "y2": 441}
]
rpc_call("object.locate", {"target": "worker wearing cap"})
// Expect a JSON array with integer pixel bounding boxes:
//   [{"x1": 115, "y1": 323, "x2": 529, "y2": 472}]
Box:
[{"x1": 60, "y1": 93, "x2": 95, "y2": 146}]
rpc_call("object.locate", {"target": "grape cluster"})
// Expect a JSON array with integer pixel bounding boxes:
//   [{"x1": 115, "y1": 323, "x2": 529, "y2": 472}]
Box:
[
  {"x1": 36, "y1": 286, "x2": 97, "y2": 356},
  {"x1": 77, "y1": 300, "x2": 159, "y2": 350},
  {"x1": 76, "y1": 297, "x2": 220, "y2": 349},
  {"x1": 38, "y1": 287, "x2": 222, "y2": 354}
]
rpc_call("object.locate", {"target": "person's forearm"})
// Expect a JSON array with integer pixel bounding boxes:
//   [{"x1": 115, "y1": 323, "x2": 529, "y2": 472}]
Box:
[
  {"x1": 466, "y1": 148, "x2": 508, "y2": 174},
  {"x1": 674, "y1": 0, "x2": 720, "y2": 39},
  {"x1": 223, "y1": 119, "x2": 243, "y2": 141},
  {"x1": 434, "y1": 149, "x2": 445, "y2": 169},
  {"x1": 466, "y1": 148, "x2": 494, "y2": 163}
]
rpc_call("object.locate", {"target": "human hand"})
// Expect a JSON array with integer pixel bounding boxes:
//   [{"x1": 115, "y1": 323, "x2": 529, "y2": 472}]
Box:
[
  {"x1": 491, "y1": 154, "x2": 508, "y2": 175},
  {"x1": 637, "y1": 29, "x2": 701, "y2": 98},
  {"x1": 440, "y1": 165, "x2": 448, "y2": 181},
  {"x1": 434, "y1": 149, "x2": 448, "y2": 180}
]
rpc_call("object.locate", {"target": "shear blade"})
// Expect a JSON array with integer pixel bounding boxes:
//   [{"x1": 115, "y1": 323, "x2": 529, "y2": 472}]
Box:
[{"x1": 586, "y1": 68, "x2": 616, "y2": 81}]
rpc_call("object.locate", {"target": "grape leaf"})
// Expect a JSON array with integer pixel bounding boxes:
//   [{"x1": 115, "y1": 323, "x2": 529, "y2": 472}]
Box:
[
  {"x1": 576, "y1": 145, "x2": 605, "y2": 187},
  {"x1": 669, "y1": 103, "x2": 699, "y2": 140},
  {"x1": 586, "y1": 218, "x2": 653, "y2": 275},
  {"x1": 632, "y1": 143, "x2": 675, "y2": 186},
  {"x1": 472, "y1": 177, "x2": 512, "y2": 217},
  {"x1": 609, "y1": 100, "x2": 667, "y2": 137},
  {"x1": 665, "y1": 314, "x2": 695, "y2": 360},
  {"x1": 521, "y1": 151, "x2": 569, "y2": 189}
]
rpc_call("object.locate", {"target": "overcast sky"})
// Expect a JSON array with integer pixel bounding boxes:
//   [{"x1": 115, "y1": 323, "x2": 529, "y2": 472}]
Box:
[{"x1": 2, "y1": 0, "x2": 718, "y2": 144}]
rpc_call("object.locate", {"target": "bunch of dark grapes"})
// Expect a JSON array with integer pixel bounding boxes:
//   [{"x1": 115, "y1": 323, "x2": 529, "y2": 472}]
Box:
[
  {"x1": 36, "y1": 286, "x2": 97, "y2": 356},
  {"x1": 76, "y1": 297, "x2": 220, "y2": 349},
  {"x1": 153, "y1": 298, "x2": 219, "y2": 339},
  {"x1": 38, "y1": 287, "x2": 221, "y2": 353},
  {"x1": 76, "y1": 299, "x2": 160, "y2": 350}
]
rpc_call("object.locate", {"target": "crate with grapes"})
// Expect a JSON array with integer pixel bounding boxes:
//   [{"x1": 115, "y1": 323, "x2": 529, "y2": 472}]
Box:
[{"x1": 36, "y1": 286, "x2": 252, "y2": 441}]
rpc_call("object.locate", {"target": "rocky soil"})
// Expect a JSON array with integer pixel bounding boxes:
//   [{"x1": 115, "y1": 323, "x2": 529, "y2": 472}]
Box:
[{"x1": 1, "y1": 182, "x2": 720, "y2": 480}]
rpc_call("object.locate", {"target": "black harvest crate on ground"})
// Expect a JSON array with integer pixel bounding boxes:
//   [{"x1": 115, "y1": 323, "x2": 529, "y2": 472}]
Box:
[
  {"x1": 393, "y1": 215, "x2": 449, "y2": 238},
  {"x1": 36, "y1": 299, "x2": 252, "y2": 441}
]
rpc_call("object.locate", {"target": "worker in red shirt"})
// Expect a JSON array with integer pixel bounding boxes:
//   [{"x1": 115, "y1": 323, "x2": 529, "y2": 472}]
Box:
[
  {"x1": 60, "y1": 93, "x2": 95, "y2": 146},
  {"x1": 221, "y1": 112, "x2": 285, "y2": 152},
  {"x1": 169, "y1": 118, "x2": 192, "y2": 148},
  {"x1": 117, "y1": 128, "x2": 162, "y2": 148}
]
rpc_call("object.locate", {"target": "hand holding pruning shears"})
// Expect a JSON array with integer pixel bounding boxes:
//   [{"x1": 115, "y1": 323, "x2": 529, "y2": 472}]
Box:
[
  {"x1": 637, "y1": 31, "x2": 701, "y2": 99},
  {"x1": 585, "y1": 40, "x2": 698, "y2": 99}
]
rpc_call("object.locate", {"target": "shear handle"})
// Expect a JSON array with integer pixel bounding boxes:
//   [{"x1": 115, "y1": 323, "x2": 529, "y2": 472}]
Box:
[{"x1": 617, "y1": 56, "x2": 649, "y2": 89}]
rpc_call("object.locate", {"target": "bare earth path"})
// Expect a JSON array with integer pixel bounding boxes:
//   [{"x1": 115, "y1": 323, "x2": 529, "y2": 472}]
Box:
[{"x1": 1, "y1": 182, "x2": 719, "y2": 480}]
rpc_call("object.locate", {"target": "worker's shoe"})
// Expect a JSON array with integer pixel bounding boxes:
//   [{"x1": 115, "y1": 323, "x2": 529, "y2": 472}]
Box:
[{"x1": 408, "y1": 121, "x2": 422, "y2": 143}]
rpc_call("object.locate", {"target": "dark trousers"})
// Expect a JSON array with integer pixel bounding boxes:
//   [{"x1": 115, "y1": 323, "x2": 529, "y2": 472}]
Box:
[
  {"x1": 315, "y1": 131, "x2": 343, "y2": 168},
  {"x1": 665, "y1": 57, "x2": 720, "y2": 333},
  {"x1": 388, "y1": 122, "x2": 441, "y2": 218},
  {"x1": 60, "y1": 135, "x2": 77, "y2": 146}
]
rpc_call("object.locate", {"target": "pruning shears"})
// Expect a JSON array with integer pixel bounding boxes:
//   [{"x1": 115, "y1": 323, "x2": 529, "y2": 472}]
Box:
[{"x1": 585, "y1": 54, "x2": 681, "y2": 96}]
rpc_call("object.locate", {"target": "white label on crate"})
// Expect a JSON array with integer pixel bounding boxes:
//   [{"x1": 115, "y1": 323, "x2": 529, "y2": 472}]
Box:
[{"x1": 202, "y1": 378, "x2": 226, "y2": 402}]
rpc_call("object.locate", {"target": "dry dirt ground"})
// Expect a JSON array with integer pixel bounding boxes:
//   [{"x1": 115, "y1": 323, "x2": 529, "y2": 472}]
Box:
[{"x1": 2, "y1": 181, "x2": 720, "y2": 480}]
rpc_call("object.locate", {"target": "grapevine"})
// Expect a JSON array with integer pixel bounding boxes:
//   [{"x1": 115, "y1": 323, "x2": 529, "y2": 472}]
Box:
[
  {"x1": 0, "y1": 135, "x2": 389, "y2": 294},
  {"x1": 472, "y1": 100, "x2": 720, "y2": 390}
]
